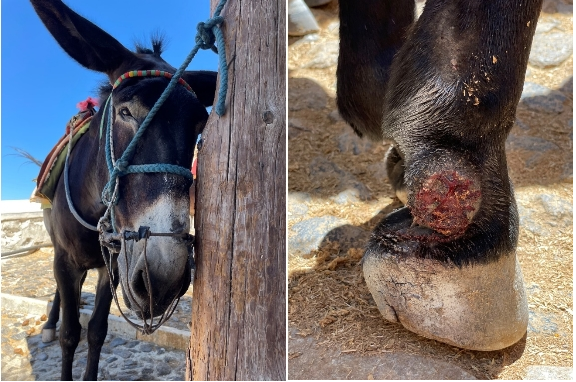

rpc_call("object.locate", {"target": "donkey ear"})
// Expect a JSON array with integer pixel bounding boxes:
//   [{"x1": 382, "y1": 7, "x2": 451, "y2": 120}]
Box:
[
  {"x1": 182, "y1": 71, "x2": 218, "y2": 107},
  {"x1": 30, "y1": 0, "x2": 132, "y2": 74}
]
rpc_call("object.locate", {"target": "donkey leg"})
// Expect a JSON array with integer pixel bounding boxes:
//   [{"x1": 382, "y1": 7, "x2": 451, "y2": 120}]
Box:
[
  {"x1": 42, "y1": 289, "x2": 60, "y2": 343},
  {"x1": 54, "y1": 257, "x2": 86, "y2": 381},
  {"x1": 337, "y1": 0, "x2": 415, "y2": 140},
  {"x1": 84, "y1": 266, "x2": 119, "y2": 381}
]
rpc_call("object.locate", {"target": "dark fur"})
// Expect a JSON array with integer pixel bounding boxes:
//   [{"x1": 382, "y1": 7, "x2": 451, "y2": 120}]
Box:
[
  {"x1": 30, "y1": 0, "x2": 217, "y2": 379},
  {"x1": 337, "y1": 0, "x2": 543, "y2": 265}
]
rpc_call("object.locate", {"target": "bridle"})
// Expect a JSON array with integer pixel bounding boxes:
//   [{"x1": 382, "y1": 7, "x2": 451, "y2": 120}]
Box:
[{"x1": 63, "y1": 69, "x2": 198, "y2": 334}]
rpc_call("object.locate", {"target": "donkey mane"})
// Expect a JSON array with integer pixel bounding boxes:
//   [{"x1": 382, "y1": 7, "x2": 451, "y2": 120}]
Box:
[{"x1": 135, "y1": 35, "x2": 166, "y2": 56}]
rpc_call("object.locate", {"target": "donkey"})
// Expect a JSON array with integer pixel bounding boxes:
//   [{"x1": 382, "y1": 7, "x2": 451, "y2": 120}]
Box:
[
  {"x1": 30, "y1": 0, "x2": 216, "y2": 379},
  {"x1": 337, "y1": 0, "x2": 543, "y2": 350}
]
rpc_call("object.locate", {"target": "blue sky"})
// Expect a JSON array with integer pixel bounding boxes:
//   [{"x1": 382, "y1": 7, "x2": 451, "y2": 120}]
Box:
[{"x1": 1, "y1": 0, "x2": 219, "y2": 200}]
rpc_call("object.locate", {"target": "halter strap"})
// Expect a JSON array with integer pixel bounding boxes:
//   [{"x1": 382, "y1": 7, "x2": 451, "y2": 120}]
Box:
[{"x1": 113, "y1": 70, "x2": 196, "y2": 96}]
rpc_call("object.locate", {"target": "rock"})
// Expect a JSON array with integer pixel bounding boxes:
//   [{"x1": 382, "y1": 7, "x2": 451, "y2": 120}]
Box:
[
  {"x1": 507, "y1": 134, "x2": 557, "y2": 153},
  {"x1": 110, "y1": 337, "x2": 127, "y2": 347},
  {"x1": 326, "y1": 20, "x2": 339, "y2": 35},
  {"x1": 506, "y1": 134, "x2": 558, "y2": 168},
  {"x1": 105, "y1": 356, "x2": 118, "y2": 363},
  {"x1": 112, "y1": 348, "x2": 132, "y2": 358},
  {"x1": 122, "y1": 359, "x2": 138, "y2": 369},
  {"x1": 302, "y1": 41, "x2": 339, "y2": 69},
  {"x1": 156, "y1": 363, "x2": 172, "y2": 376},
  {"x1": 289, "y1": 329, "x2": 477, "y2": 379},
  {"x1": 517, "y1": 205, "x2": 546, "y2": 236},
  {"x1": 517, "y1": 192, "x2": 572, "y2": 236},
  {"x1": 288, "y1": 192, "x2": 312, "y2": 204},
  {"x1": 537, "y1": 194, "x2": 573, "y2": 219},
  {"x1": 562, "y1": 159, "x2": 572, "y2": 181},
  {"x1": 116, "y1": 371, "x2": 140, "y2": 381},
  {"x1": 309, "y1": 156, "x2": 372, "y2": 200},
  {"x1": 139, "y1": 342, "x2": 153, "y2": 352},
  {"x1": 288, "y1": 0, "x2": 320, "y2": 37},
  {"x1": 535, "y1": 18, "x2": 560, "y2": 33},
  {"x1": 11, "y1": 332, "x2": 27, "y2": 341},
  {"x1": 305, "y1": 0, "x2": 332, "y2": 6},
  {"x1": 559, "y1": 77, "x2": 573, "y2": 96},
  {"x1": 328, "y1": 109, "x2": 342, "y2": 122},
  {"x1": 288, "y1": 200, "x2": 309, "y2": 223},
  {"x1": 289, "y1": 216, "x2": 346, "y2": 255},
  {"x1": 330, "y1": 189, "x2": 361, "y2": 204},
  {"x1": 528, "y1": 311, "x2": 559, "y2": 334},
  {"x1": 125, "y1": 340, "x2": 138, "y2": 349},
  {"x1": 529, "y1": 31, "x2": 573, "y2": 68},
  {"x1": 323, "y1": 224, "x2": 371, "y2": 252},
  {"x1": 557, "y1": 2, "x2": 573, "y2": 13},
  {"x1": 36, "y1": 352, "x2": 49, "y2": 361},
  {"x1": 289, "y1": 33, "x2": 320, "y2": 51},
  {"x1": 520, "y1": 82, "x2": 567, "y2": 114},
  {"x1": 37, "y1": 340, "x2": 53, "y2": 349},
  {"x1": 337, "y1": 130, "x2": 375, "y2": 155},
  {"x1": 289, "y1": 78, "x2": 328, "y2": 111},
  {"x1": 524, "y1": 365, "x2": 573, "y2": 380},
  {"x1": 289, "y1": 118, "x2": 311, "y2": 139},
  {"x1": 515, "y1": 119, "x2": 530, "y2": 131}
]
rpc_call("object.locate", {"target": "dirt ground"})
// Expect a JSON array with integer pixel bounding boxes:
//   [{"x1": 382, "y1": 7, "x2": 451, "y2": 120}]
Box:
[{"x1": 288, "y1": 1, "x2": 573, "y2": 380}]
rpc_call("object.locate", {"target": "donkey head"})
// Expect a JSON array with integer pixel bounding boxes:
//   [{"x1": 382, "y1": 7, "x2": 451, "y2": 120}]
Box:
[{"x1": 31, "y1": 0, "x2": 217, "y2": 319}]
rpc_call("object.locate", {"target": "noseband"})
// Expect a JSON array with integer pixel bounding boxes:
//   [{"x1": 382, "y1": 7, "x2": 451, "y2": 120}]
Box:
[{"x1": 63, "y1": 69, "x2": 198, "y2": 334}]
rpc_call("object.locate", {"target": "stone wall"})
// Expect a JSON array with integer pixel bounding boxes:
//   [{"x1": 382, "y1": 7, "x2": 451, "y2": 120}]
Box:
[{"x1": 1, "y1": 200, "x2": 51, "y2": 253}]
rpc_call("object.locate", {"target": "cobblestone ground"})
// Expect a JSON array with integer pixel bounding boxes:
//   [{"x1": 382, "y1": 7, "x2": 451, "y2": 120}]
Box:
[
  {"x1": 1, "y1": 249, "x2": 192, "y2": 380},
  {"x1": 1, "y1": 308, "x2": 185, "y2": 381},
  {"x1": 288, "y1": 0, "x2": 572, "y2": 380},
  {"x1": 1, "y1": 248, "x2": 192, "y2": 332}
]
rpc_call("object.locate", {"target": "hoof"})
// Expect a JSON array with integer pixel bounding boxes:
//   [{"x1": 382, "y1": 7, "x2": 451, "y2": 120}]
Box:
[
  {"x1": 364, "y1": 246, "x2": 528, "y2": 351},
  {"x1": 42, "y1": 328, "x2": 56, "y2": 343}
]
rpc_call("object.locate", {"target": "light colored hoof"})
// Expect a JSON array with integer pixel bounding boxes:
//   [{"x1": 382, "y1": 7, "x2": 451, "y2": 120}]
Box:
[
  {"x1": 363, "y1": 251, "x2": 528, "y2": 351},
  {"x1": 42, "y1": 328, "x2": 56, "y2": 343}
]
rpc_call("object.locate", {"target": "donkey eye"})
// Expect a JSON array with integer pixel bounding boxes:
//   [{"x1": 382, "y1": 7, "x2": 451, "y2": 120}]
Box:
[{"x1": 119, "y1": 107, "x2": 133, "y2": 118}]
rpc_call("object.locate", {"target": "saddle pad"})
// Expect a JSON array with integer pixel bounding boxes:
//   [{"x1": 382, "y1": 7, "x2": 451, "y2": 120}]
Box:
[{"x1": 31, "y1": 109, "x2": 95, "y2": 208}]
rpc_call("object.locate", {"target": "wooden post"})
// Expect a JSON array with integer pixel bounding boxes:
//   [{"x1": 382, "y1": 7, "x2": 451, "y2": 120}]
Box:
[{"x1": 186, "y1": 0, "x2": 286, "y2": 380}]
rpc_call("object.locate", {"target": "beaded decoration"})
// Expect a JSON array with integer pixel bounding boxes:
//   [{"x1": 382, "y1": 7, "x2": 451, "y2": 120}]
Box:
[{"x1": 112, "y1": 70, "x2": 195, "y2": 96}]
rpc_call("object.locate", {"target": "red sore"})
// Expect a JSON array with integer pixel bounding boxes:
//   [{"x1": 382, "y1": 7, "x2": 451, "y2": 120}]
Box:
[
  {"x1": 76, "y1": 97, "x2": 99, "y2": 111},
  {"x1": 409, "y1": 170, "x2": 481, "y2": 237}
]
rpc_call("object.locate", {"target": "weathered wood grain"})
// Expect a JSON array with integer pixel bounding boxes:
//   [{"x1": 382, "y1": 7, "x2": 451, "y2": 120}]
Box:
[{"x1": 186, "y1": 0, "x2": 286, "y2": 380}]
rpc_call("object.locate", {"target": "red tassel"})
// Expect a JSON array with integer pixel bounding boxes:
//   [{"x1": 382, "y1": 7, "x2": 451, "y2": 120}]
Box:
[
  {"x1": 76, "y1": 97, "x2": 99, "y2": 111},
  {"x1": 192, "y1": 157, "x2": 198, "y2": 179}
]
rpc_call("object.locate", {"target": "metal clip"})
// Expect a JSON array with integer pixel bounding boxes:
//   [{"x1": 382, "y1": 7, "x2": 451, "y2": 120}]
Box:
[{"x1": 138, "y1": 226, "x2": 151, "y2": 241}]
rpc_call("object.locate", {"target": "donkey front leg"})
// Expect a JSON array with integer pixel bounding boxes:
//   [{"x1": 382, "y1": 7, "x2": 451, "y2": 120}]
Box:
[
  {"x1": 42, "y1": 289, "x2": 60, "y2": 343},
  {"x1": 84, "y1": 266, "x2": 119, "y2": 381},
  {"x1": 359, "y1": 0, "x2": 541, "y2": 350},
  {"x1": 54, "y1": 256, "x2": 86, "y2": 381}
]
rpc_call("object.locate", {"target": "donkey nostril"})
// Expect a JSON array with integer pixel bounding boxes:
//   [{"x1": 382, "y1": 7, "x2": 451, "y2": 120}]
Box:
[{"x1": 131, "y1": 270, "x2": 149, "y2": 299}]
